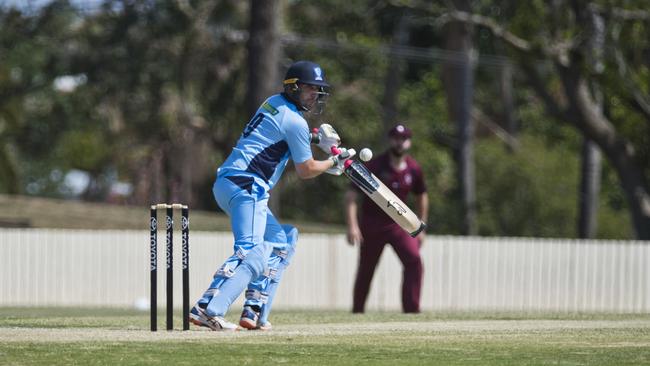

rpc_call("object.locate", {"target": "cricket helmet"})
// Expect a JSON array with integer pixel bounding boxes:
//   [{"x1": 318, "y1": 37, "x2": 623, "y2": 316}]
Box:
[
  {"x1": 283, "y1": 60, "x2": 330, "y2": 88},
  {"x1": 283, "y1": 60, "x2": 330, "y2": 114}
]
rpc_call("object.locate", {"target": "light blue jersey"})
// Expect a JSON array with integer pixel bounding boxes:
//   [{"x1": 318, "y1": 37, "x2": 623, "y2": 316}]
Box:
[{"x1": 217, "y1": 93, "x2": 313, "y2": 192}]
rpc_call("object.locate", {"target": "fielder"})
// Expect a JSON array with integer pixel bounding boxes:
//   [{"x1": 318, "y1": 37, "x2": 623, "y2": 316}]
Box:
[
  {"x1": 191, "y1": 60, "x2": 350, "y2": 330},
  {"x1": 345, "y1": 124, "x2": 428, "y2": 313}
]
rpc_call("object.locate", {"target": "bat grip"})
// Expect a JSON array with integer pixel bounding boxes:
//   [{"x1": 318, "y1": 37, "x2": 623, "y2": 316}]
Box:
[
  {"x1": 310, "y1": 131, "x2": 320, "y2": 144},
  {"x1": 409, "y1": 222, "x2": 427, "y2": 237}
]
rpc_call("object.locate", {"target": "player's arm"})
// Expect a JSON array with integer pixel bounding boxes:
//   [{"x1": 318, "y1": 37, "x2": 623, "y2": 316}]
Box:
[
  {"x1": 344, "y1": 189, "x2": 363, "y2": 246},
  {"x1": 294, "y1": 158, "x2": 336, "y2": 179},
  {"x1": 285, "y1": 117, "x2": 343, "y2": 179},
  {"x1": 414, "y1": 192, "x2": 428, "y2": 243},
  {"x1": 415, "y1": 193, "x2": 428, "y2": 223}
]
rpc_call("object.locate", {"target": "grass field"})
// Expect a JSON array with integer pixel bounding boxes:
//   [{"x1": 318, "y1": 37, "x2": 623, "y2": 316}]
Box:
[
  {"x1": 0, "y1": 194, "x2": 344, "y2": 233},
  {"x1": 1, "y1": 308, "x2": 649, "y2": 365}
]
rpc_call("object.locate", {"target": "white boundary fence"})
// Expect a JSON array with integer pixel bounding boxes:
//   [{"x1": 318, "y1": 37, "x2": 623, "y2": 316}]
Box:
[{"x1": 1, "y1": 229, "x2": 648, "y2": 312}]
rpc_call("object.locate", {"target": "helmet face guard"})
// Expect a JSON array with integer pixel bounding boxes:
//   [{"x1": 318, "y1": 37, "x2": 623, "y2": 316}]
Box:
[
  {"x1": 307, "y1": 84, "x2": 330, "y2": 115},
  {"x1": 283, "y1": 82, "x2": 330, "y2": 115}
]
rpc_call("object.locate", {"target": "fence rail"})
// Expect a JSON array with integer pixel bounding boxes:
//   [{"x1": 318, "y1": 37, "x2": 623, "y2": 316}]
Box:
[{"x1": 0, "y1": 229, "x2": 648, "y2": 312}]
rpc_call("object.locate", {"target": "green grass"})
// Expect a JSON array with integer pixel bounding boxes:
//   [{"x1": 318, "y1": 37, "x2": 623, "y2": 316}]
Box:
[
  {"x1": 1, "y1": 308, "x2": 649, "y2": 365},
  {"x1": 0, "y1": 194, "x2": 345, "y2": 233}
]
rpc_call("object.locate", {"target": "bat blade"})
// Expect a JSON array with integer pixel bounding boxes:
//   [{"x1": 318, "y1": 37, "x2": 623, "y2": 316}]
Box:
[{"x1": 345, "y1": 160, "x2": 426, "y2": 237}]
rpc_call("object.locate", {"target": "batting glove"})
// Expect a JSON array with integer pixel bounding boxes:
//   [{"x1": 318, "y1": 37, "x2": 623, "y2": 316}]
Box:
[
  {"x1": 316, "y1": 123, "x2": 341, "y2": 154},
  {"x1": 325, "y1": 147, "x2": 356, "y2": 176}
]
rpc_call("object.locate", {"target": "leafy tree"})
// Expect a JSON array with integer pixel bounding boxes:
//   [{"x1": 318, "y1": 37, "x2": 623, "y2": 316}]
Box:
[
  {"x1": 436, "y1": 1, "x2": 650, "y2": 239},
  {"x1": 0, "y1": 0, "x2": 640, "y2": 239}
]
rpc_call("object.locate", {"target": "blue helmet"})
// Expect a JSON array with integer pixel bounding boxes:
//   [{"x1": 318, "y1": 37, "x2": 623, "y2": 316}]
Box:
[
  {"x1": 283, "y1": 60, "x2": 330, "y2": 88},
  {"x1": 283, "y1": 60, "x2": 330, "y2": 114}
]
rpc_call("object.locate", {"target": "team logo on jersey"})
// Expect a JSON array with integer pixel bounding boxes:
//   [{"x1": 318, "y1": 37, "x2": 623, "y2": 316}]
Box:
[
  {"x1": 262, "y1": 101, "x2": 279, "y2": 115},
  {"x1": 404, "y1": 173, "x2": 412, "y2": 185},
  {"x1": 314, "y1": 67, "x2": 323, "y2": 81}
]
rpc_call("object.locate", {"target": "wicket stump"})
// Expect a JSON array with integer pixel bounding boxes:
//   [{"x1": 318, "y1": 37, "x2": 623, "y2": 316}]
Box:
[{"x1": 150, "y1": 203, "x2": 190, "y2": 331}]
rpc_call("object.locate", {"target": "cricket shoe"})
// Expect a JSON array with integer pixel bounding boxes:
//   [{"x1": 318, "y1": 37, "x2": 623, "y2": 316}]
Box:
[
  {"x1": 239, "y1": 306, "x2": 260, "y2": 330},
  {"x1": 189, "y1": 304, "x2": 237, "y2": 331}
]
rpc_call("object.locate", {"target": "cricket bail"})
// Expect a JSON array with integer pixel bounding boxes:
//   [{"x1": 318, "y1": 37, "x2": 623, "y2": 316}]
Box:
[{"x1": 409, "y1": 222, "x2": 427, "y2": 238}]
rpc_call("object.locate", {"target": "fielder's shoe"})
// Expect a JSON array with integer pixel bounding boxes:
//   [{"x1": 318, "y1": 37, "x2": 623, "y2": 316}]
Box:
[
  {"x1": 189, "y1": 304, "x2": 237, "y2": 331},
  {"x1": 239, "y1": 306, "x2": 259, "y2": 330}
]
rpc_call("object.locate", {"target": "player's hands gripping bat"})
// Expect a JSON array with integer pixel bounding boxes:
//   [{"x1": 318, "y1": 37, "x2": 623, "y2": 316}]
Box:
[
  {"x1": 325, "y1": 146, "x2": 356, "y2": 176},
  {"x1": 314, "y1": 123, "x2": 341, "y2": 154}
]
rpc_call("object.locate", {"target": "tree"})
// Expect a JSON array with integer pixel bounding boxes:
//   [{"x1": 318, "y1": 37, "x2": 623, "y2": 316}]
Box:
[
  {"x1": 438, "y1": 2, "x2": 650, "y2": 238},
  {"x1": 246, "y1": 0, "x2": 282, "y2": 214},
  {"x1": 1, "y1": 0, "x2": 639, "y2": 239},
  {"x1": 0, "y1": 3, "x2": 80, "y2": 195},
  {"x1": 440, "y1": 0, "x2": 478, "y2": 235},
  {"x1": 246, "y1": 0, "x2": 281, "y2": 117},
  {"x1": 381, "y1": 9, "x2": 410, "y2": 137},
  {"x1": 578, "y1": 5, "x2": 604, "y2": 238}
]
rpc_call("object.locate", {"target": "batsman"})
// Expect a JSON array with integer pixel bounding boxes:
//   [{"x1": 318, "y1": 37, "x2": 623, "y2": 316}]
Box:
[{"x1": 191, "y1": 61, "x2": 352, "y2": 330}]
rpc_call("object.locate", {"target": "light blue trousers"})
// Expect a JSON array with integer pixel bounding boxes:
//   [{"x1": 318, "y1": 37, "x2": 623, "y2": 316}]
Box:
[
  {"x1": 247, "y1": 225, "x2": 297, "y2": 325},
  {"x1": 197, "y1": 176, "x2": 296, "y2": 321}
]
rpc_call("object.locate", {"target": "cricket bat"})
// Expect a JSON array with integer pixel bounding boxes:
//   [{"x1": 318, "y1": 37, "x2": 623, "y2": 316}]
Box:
[
  {"x1": 344, "y1": 159, "x2": 426, "y2": 237},
  {"x1": 310, "y1": 129, "x2": 425, "y2": 237}
]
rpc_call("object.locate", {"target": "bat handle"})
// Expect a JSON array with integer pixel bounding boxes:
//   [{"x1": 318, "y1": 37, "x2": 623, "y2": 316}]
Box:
[
  {"x1": 310, "y1": 128, "x2": 320, "y2": 144},
  {"x1": 409, "y1": 222, "x2": 427, "y2": 237}
]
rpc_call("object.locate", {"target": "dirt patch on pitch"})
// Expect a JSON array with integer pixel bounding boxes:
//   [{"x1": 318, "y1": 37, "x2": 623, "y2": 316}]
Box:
[{"x1": 1, "y1": 320, "x2": 649, "y2": 343}]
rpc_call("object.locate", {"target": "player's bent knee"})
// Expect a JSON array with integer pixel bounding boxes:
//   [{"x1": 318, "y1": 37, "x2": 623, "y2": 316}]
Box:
[
  {"x1": 240, "y1": 242, "x2": 272, "y2": 278},
  {"x1": 240, "y1": 258, "x2": 267, "y2": 279}
]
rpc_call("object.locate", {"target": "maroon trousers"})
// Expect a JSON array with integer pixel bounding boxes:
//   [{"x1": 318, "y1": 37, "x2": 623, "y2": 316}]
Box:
[{"x1": 352, "y1": 224, "x2": 423, "y2": 313}]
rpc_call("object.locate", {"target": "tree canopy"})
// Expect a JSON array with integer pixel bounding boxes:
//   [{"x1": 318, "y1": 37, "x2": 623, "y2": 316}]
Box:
[{"x1": 1, "y1": 0, "x2": 648, "y2": 239}]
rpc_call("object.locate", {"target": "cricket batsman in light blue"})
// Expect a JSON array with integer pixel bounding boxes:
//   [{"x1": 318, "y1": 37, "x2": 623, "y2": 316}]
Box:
[{"x1": 190, "y1": 61, "x2": 353, "y2": 331}]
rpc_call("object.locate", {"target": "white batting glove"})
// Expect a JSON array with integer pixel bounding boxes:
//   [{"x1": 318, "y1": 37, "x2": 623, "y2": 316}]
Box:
[
  {"x1": 325, "y1": 147, "x2": 356, "y2": 176},
  {"x1": 316, "y1": 123, "x2": 341, "y2": 154}
]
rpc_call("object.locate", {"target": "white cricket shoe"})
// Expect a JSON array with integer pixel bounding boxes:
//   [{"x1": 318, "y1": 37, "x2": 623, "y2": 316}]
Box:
[{"x1": 189, "y1": 305, "x2": 237, "y2": 331}]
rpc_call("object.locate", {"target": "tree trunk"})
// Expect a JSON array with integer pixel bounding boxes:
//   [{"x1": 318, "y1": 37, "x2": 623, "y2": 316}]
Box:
[
  {"x1": 0, "y1": 144, "x2": 19, "y2": 194},
  {"x1": 500, "y1": 63, "x2": 517, "y2": 146},
  {"x1": 578, "y1": 139, "x2": 601, "y2": 238},
  {"x1": 577, "y1": 7, "x2": 605, "y2": 239},
  {"x1": 441, "y1": 0, "x2": 477, "y2": 235},
  {"x1": 246, "y1": 0, "x2": 282, "y2": 214},
  {"x1": 561, "y1": 66, "x2": 650, "y2": 239},
  {"x1": 246, "y1": 0, "x2": 280, "y2": 117},
  {"x1": 382, "y1": 12, "x2": 409, "y2": 139}
]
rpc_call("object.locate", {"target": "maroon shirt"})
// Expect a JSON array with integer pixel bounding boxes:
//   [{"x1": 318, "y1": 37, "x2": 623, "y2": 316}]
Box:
[{"x1": 352, "y1": 152, "x2": 427, "y2": 229}]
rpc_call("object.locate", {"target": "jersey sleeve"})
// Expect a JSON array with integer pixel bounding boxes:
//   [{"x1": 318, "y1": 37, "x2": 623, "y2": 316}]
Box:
[{"x1": 283, "y1": 114, "x2": 313, "y2": 164}]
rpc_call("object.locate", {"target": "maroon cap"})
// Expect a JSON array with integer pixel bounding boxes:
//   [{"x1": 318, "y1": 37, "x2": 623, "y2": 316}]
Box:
[{"x1": 388, "y1": 124, "x2": 412, "y2": 138}]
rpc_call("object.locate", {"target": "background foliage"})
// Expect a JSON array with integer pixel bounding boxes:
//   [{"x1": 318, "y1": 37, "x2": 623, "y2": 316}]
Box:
[{"x1": 1, "y1": 0, "x2": 648, "y2": 239}]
